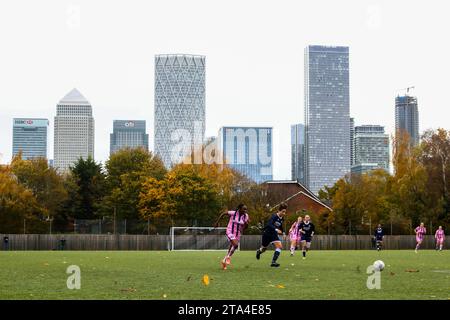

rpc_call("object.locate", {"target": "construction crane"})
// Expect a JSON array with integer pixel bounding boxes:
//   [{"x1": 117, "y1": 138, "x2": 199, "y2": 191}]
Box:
[{"x1": 398, "y1": 86, "x2": 415, "y2": 95}]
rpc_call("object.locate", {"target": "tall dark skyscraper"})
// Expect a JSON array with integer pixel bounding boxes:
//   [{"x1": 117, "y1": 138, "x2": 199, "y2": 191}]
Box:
[
  {"x1": 395, "y1": 94, "x2": 419, "y2": 145},
  {"x1": 291, "y1": 123, "x2": 305, "y2": 185},
  {"x1": 110, "y1": 120, "x2": 149, "y2": 155},
  {"x1": 304, "y1": 45, "x2": 350, "y2": 194}
]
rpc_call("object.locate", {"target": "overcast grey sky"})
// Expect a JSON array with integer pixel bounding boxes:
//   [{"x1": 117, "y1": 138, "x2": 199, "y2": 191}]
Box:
[{"x1": 1, "y1": 0, "x2": 449, "y2": 179}]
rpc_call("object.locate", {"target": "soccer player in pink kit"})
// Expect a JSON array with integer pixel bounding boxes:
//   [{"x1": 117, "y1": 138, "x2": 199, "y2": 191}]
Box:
[
  {"x1": 435, "y1": 226, "x2": 445, "y2": 251},
  {"x1": 288, "y1": 216, "x2": 303, "y2": 256},
  {"x1": 414, "y1": 222, "x2": 426, "y2": 253},
  {"x1": 214, "y1": 204, "x2": 249, "y2": 270}
]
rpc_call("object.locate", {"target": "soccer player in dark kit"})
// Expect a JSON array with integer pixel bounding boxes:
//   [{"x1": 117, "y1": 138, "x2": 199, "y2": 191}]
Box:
[
  {"x1": 299, "y1": 215, "x2": 315, "y2": 259},
  {"x1": 374, "y1": 224, "x2": 384, "y2": 251},
  {"x1": 255, "y1": 202, "x2": 288, "y2": 267}
]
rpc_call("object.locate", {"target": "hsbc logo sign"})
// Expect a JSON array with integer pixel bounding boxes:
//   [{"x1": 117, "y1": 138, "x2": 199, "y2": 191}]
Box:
[
  {"x1": 14, "y1": 119, "x2": 48, "y2": 127},
  {"x1": 15, "y1": 120, "x2": 34, "y2": 125}
]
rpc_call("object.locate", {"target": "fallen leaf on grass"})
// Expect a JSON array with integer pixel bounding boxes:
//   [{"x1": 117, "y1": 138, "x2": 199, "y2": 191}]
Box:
[
  {"x1": 120, "y1": 287, "x2": 137, "y2": 293},
  {"x1": 186, "y1": 276, "x2": 192, "y2": 281},
  {"x1": 405, "y1": 269, "x2": 420, "y2": 273},
  {"x1": 276, "y1": 284, "x2": 285, "y2": 289},
  {"x1": 202, "y1": 274, "x2": 210, "y2": 286},
  {"x1": 390, "y1": 272, "x2": 395, "y2": 276}
]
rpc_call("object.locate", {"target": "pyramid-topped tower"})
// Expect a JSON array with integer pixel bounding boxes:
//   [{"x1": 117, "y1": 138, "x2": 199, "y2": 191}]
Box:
[{"x1": 54, "y1": 88, "x2": 94, "y2": 172}]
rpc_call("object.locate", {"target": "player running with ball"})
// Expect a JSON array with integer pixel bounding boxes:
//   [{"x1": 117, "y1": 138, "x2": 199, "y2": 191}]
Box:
[
  {"x1": 299, "y1": 215, "x2": 315, "y2": 260},
  {"x1": 435, "y1": 226, "x2": 445, "y2": 251},
  {"x1": 255, "y1": 202, "x2": 288, "y2": 267},
  {"x1": 214, "y1": 204, "x2": 249, "y2": 270}
]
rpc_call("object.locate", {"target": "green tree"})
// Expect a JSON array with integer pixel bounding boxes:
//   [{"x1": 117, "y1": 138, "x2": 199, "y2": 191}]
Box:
[
  {"x1": 102, "y1": 148, "x2": 167, "y2": 220},
  {"x1": 65, "y1": 157, "x2": 106, "y2": 219}
]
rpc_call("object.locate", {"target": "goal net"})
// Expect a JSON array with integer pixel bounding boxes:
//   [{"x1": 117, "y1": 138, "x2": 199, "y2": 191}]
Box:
[{"x1": 169, "y1": 227, "x2": 239, "y2": 251}]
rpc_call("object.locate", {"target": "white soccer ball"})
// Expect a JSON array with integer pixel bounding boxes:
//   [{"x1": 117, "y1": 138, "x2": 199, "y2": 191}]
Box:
[{"x1": 373, "y1": 260, "x2": 385, "y2": 271}]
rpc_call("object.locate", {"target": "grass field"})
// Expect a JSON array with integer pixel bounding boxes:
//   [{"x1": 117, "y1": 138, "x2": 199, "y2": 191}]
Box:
[{"x1": 0, "y1": 250, "x2": 449, "y2": 300}]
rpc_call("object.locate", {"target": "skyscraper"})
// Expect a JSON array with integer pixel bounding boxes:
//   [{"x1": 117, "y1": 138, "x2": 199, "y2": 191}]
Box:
[
  {"x1": 395, "y1": 94, "x2": 419, "y2": 145},
  {"x1": 54, "y1": 88, "x2": 94, "y2": 172},
  {"x1": 12, "y1": 118, "x2": 48, "y2": 160},
  {"x1": 154, "y1": 54, "x2": 205, "y2": 169},
  {"x1": 291, "y1": 123, "x2": 305, "y2": 185},
  {"x1": 352, "y1": 125, "x2": 389, "y2": 174},
  {"x1": 304, "y1": 45, "x2": 351, "y2": 194},
  {"x1": 218, "y1": 126, "x2": 273, "y2": 184},
  {"x1": 110, "y1": 120, "x2": 149, "y2": 155}
]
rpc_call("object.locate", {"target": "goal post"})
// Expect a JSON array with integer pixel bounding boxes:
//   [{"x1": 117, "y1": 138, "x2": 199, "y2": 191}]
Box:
[{"x1": 169, "y1": 227, "x2": 240, "y2": 251}]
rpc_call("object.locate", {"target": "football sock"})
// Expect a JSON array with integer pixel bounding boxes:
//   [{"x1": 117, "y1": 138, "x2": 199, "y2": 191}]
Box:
[
  {"x1": 227, "y1": 245, "x2": 238, "y2": 258},
  {"x1": 259, "y1": 247, "x2": 267, "y2": 254},
  {"x1": 272, "y1": 248, "x2": 281, "y2": 263},
  {"x1": 290, "y1": 246, "x2": 295, "y2": 255},
  {"x1": 302, "y1": 250, "x2": 306, "y2": 257}
]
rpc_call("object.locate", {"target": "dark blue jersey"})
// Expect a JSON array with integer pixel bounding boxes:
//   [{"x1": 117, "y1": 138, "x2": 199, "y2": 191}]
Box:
[
  {"x1": 374, "y1": 228, "x2": 384, "y2": 240},
  {"x1": 264, "y1": 213, "x2": 284, "y2": 235},
  {"x1": 299, "y1": 221, "x2": 315, "y2": 237}
]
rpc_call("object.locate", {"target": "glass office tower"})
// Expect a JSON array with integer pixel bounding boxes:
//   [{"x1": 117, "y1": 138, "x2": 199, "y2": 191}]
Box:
[{"x1": 304, "y1": 45, "x2": 351, "y2": 194}]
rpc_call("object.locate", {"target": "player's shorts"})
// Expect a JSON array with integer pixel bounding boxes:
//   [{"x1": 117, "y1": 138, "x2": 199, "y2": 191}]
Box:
[
  {"x1": 301, "y1": 235, "x2": 312, "y2": 243},
  {"x1": 376, "y1": 237, "x2": 383, "y2": 242},
  {"x1": 226, "y1": 233, "x2": 240, "y2": 243},
  {"x1": 416, "y1": 236, "x2": 424, "y2": 243},
  {"x1": 436, "y1": 238, "x2": 444, "y2": 244},
  {"x1": 289, "y1": 233, "x2": 299, "y2": 242},
  {"x1": 262, "y1": 232, "x2": 281, "y2": 247}
]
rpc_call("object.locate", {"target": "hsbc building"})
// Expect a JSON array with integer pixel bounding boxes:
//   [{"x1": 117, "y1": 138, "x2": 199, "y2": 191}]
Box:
[{"x1": 12, "y1": 118, "x2": 49, "y2": 160}]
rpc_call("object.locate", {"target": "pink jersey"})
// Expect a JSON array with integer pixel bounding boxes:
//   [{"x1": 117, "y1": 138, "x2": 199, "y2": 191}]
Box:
[
  {"x1": 289, "y1": 222, "x2": 300, "y2": 240},
  {"x1": 226, "y1": 210, "x2": 249, "y2": 241},
  {"x1": 415, "y1": 226, "x2": 426, "y2": 240},
  {"x1": 435, "y1": 229, "x2": 445, "y2": 240}
]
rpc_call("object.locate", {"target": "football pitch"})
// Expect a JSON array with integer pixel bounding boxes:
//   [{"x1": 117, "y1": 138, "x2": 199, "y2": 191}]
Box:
[{"x1": 0, "y1": 250, "x2": 449, "y2": 300}]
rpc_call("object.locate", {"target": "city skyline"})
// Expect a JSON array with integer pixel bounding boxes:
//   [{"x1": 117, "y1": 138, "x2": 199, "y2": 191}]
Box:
[{"x1": 1, "y1": 0, "x2": 449, "y2": 180}]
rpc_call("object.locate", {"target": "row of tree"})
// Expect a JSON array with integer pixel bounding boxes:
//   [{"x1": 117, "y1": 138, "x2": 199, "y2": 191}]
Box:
[
  {"x1": 319, "y1": 129, "x2": 450, "y2": 234},
  {"x1": 0, "y1": 147, "x2": 270, "y2": 234},
  {"x1": 1, "y1": 128, "x2": 449, "y2": 234}
]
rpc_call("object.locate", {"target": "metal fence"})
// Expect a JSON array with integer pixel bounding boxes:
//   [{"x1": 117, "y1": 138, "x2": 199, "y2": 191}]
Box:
[{"x1": 1, "y1": 234, "x2": 448, "y2": 251}]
